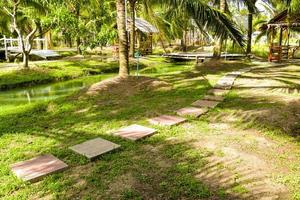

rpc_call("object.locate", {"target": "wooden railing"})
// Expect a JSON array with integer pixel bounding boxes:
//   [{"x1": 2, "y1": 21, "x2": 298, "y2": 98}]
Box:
[{"x1": 0, "y1": 36, "x2": 48, "y2": 60}]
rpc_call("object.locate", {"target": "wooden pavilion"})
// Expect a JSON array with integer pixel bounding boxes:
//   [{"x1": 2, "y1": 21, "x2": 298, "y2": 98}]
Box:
[
  {"x1": 262, "y1": 10, "x2": 300, "y2": 62},
  {"x1": 127, "y1": 18, "x2": 159, "y2": 55}
]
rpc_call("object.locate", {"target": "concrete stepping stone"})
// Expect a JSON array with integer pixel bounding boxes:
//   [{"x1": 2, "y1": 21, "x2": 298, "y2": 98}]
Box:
[
  {"x1": 176, "y1": 107, "x2": 208, "y2": 118},
  {"x1": 214, "y1": 82, "x2": 233, "y2": 90},
  {"x1": 228, "y1": 71, "x2": 242, "y2": 76},
  {"x1": 224, "y1": 74, "x2": 239, "y2": 79},
  {"x1": 203, "y1": 95, "x2": 224, "y2": 102},
  {"x1": 238, "y1": 68, "x2": 251, "y2": 73},
  {"x1": 148, "y1": 115, "x2": 186, "y2": 126},
  {"x1": 208, "y1": 88, "x2": 229, "y2": 96},
  {"x1": 69, "y1": 138, "x2": 120, "y2": 160},
  {"x1": 11, "y1": 154, "x2": 68, "y2": 182},
  {"x1": 112, "y1": 124, "x2": 157, "y2": 141},
  {"x1": 192, "y1": 99, "x2": 220, "y2": 108}
]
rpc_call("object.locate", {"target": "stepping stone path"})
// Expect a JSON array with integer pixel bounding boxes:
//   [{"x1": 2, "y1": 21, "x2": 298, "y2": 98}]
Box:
[
  {"x1": 11, "y1": 154, "x2": 68, "y2": 182},
  {"x1": 192, "y1": 99, "x2": 220, "y2": 108},
  {"x1": 69, "y1": 138, "x2": 120, "y2": 160},
  {"x1": 112, "y1": 124, "x2": 157, "y2": 141},
  {"x1": 176, "y1": 107, "x2": 209, "y2": 118},
  {"x1": 203, "y1": 95, "x2": 224, "y2": 102},
  {"x1": 10, "y1": 67, "x2": 257, "y2": 184},
  {"x1": 207, "y1": 88, "x2": 229, "y2": 96},
  {"x1": 148, "y1": 115, "x2": 187, "y2": 126}
]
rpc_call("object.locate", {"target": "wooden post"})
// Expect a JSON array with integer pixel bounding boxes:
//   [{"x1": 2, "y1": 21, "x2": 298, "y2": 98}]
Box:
[
  {"x1": 279, "y1": 28, "x2": 283, "y2": 46},
  {"x1": 10, "y1": 37, "x2": 13, "y2": 47}
]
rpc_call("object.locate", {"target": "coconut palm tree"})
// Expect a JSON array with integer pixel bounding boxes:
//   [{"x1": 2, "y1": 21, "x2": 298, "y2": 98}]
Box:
[
  {"x1": 116, "y1": 0, "x2": 129, "y2": 77},
  {"x1": 146, "y1": 0, "x2": 245, "y2": 48},
  {"x1": 213, "y1": 0, "x2": 227, "y2": 57},
  {"x1": 129, "y1": 0, "x2": 137, "y2": 57},
  {"x1": 116, "y1": 0, "x2": 245, "y2": 77}
]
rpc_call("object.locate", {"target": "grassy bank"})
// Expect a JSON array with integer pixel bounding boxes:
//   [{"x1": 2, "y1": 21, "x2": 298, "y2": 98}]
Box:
[
  {"x1": 0, "y1": 56, "x2": 186, "y2": 90},
  {"x1": 0, "y1": 59, "x2": 120, "y2": 90},
  {"x1": 0, "y1": 59, "x2": 299, "y2": 199}
]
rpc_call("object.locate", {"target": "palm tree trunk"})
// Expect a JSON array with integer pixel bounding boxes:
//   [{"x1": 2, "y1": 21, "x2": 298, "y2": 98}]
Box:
[
  {"x1": 213, "y1": 0, "x2": 226, "y2": 58},
  {"x1": 116, "y1": 0, "x2": 129, "y2": 77},
  {"x1": 246, "y1": 13, "x2": 253, "y2": 54},
  {"x1": 76, "y1": 5, "x2": 82, "y2": 55},
  {"x1": 129, "y1": 0, "x2": 136, "y2": 57}
]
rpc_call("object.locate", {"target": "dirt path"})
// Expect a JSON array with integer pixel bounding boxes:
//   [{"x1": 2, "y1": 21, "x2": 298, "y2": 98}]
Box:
[{"x1": 189, "y1": 64, "x2": 300, "y2": 199}]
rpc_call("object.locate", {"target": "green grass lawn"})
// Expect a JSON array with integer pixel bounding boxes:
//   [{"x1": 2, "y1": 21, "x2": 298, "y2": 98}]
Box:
[{"x1": 0, "y1": 58, "x2": 299, "y2": 199}]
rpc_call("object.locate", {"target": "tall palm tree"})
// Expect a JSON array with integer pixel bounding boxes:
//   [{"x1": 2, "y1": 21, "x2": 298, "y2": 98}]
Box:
[
  {"x1": 116, "y1": 0, "x2": 129, "y2": 77},
  {"x1": 213, "y1": 0, "x2": 227, "y2": 57},
  {"x1": 245, "y1": 0, "x2": 257, "y2": 54},
  {"x1": 129, "y1": 0, "x2": 137, "y2": 57},
  {"x1": 115, "y1": 0, "x2": 245, "y2": 77}
]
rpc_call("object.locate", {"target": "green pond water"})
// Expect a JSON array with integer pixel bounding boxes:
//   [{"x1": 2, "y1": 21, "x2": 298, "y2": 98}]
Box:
[{"x1": 0, "y1": 74, "x2": 113, "y2": 106}]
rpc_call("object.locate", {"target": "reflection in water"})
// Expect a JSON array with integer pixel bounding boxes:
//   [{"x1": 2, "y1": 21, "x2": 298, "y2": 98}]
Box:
[{"x1": 0, "y1": 75, "x2": 106, "y2": 105}]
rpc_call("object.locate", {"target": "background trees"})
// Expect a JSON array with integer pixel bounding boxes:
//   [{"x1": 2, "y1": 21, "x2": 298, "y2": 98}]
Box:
[
  {"x1": 2, "y1": 0, "x2": 295, "y2": 74},
  {"x1": 2, "y1": 0, "x2": 47, "y2": 69}
]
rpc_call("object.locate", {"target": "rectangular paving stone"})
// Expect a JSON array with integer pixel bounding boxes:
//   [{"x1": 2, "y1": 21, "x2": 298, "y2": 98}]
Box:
[
  {"x1": 208, "y1": 88, "x2": 229, "y2": 96},
  {"x1": 112, "y1": 124, "x2": 157, "y2": 141},
  {"x1": 192, "y1": 99, "x2": 220, "y2": 108},
  {"x1": 69, "y1": 138, "x2": 120, "y2": 160},
  {"x1": 148, "y1": 115, "x2": 186, "y2": 126},
  {"x1": 224, "y1": 74, "x2": 239, "y2": 79},
  {"x1": 176, "y1": 107, "x2": 208, "y2": 118},
  {"x1": 11, "y1": 154, "x2": 68, "y2": 182},
  {"x1": 238, "y1": 68, "x2": 251, "y2": 73},
  {"x1": 227, "y1": 71, "x2": 242, "y2": 76},
  {"x1": 214, "y1": 82, "x2": 233, "y2": 89},
  {"x1": 203, "y1": 95, "x2": 224, "y2": 102}
]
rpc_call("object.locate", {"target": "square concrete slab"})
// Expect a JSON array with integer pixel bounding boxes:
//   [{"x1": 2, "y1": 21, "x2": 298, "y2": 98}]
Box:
[
  {"x1": 214, "y1": 82, "x2": 233, "y2": 89},
  {"x1": 112, "y1": 124, "x2": 157, "y2": 141},
  {"x1": 148, "y1": 115, "x2": 186, "y2": 126},
  {"x1": 227, "y1": 71, "x2": 242, "y2": 76},
  {"x1": 192, "y1": 100, "x2": 220, "y2": 108},
  {"x1": 11, "y1": 154, "x2": 68, "y2": 182},
  {"x1": 203, "y1": 95, "x2": 224, "y2": 102},
  {"x1": 176, "y1": 107, "x2": 208, "y2": 118},
  {"x1": 224, "y1": 73, "x2": 238, "y2": 78},
  {"x1": 224, "y1": 74, "x2": 239, "y2": 79},
  {"x1": 69, "y1": 138, "x2": 120, "y2": 159},
  {"x1": 238, "y1": 68, "x2": 251, "y2": 73},
  {"x1": 208, "y1": 88, "x2": 229, "y2": 96},
  {"x1": 218, "y1": 77, "x2": 235, "y2": 83}
]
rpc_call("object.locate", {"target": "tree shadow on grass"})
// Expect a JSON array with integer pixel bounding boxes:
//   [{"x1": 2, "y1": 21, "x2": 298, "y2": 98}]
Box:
[
  {"x1": 58, "y1": 136, "x2": 288, "y2": 199},
  {"x1": 213, "y1": 94, "x2": 300, "y2": 139},
  {"x1": 0, "y1": 62, "x2": 294, "y2": 199}
]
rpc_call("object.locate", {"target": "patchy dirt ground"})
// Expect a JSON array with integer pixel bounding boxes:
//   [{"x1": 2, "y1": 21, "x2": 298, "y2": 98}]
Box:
[
  {"x1": 86, "y1": 76, "x2": 171, "y2": 96},
  {"x1": 189, "y1": 63, "x2": 300, "y2": 199}
]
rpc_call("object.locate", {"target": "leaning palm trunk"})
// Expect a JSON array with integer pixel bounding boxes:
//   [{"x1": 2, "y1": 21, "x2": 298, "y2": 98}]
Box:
[
  {"x1": 213, "y1": 0, "x2": 226, "y2": 58},
  {"x1": 116, "y1": 0, "x2": 129, "y2": 77}
]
